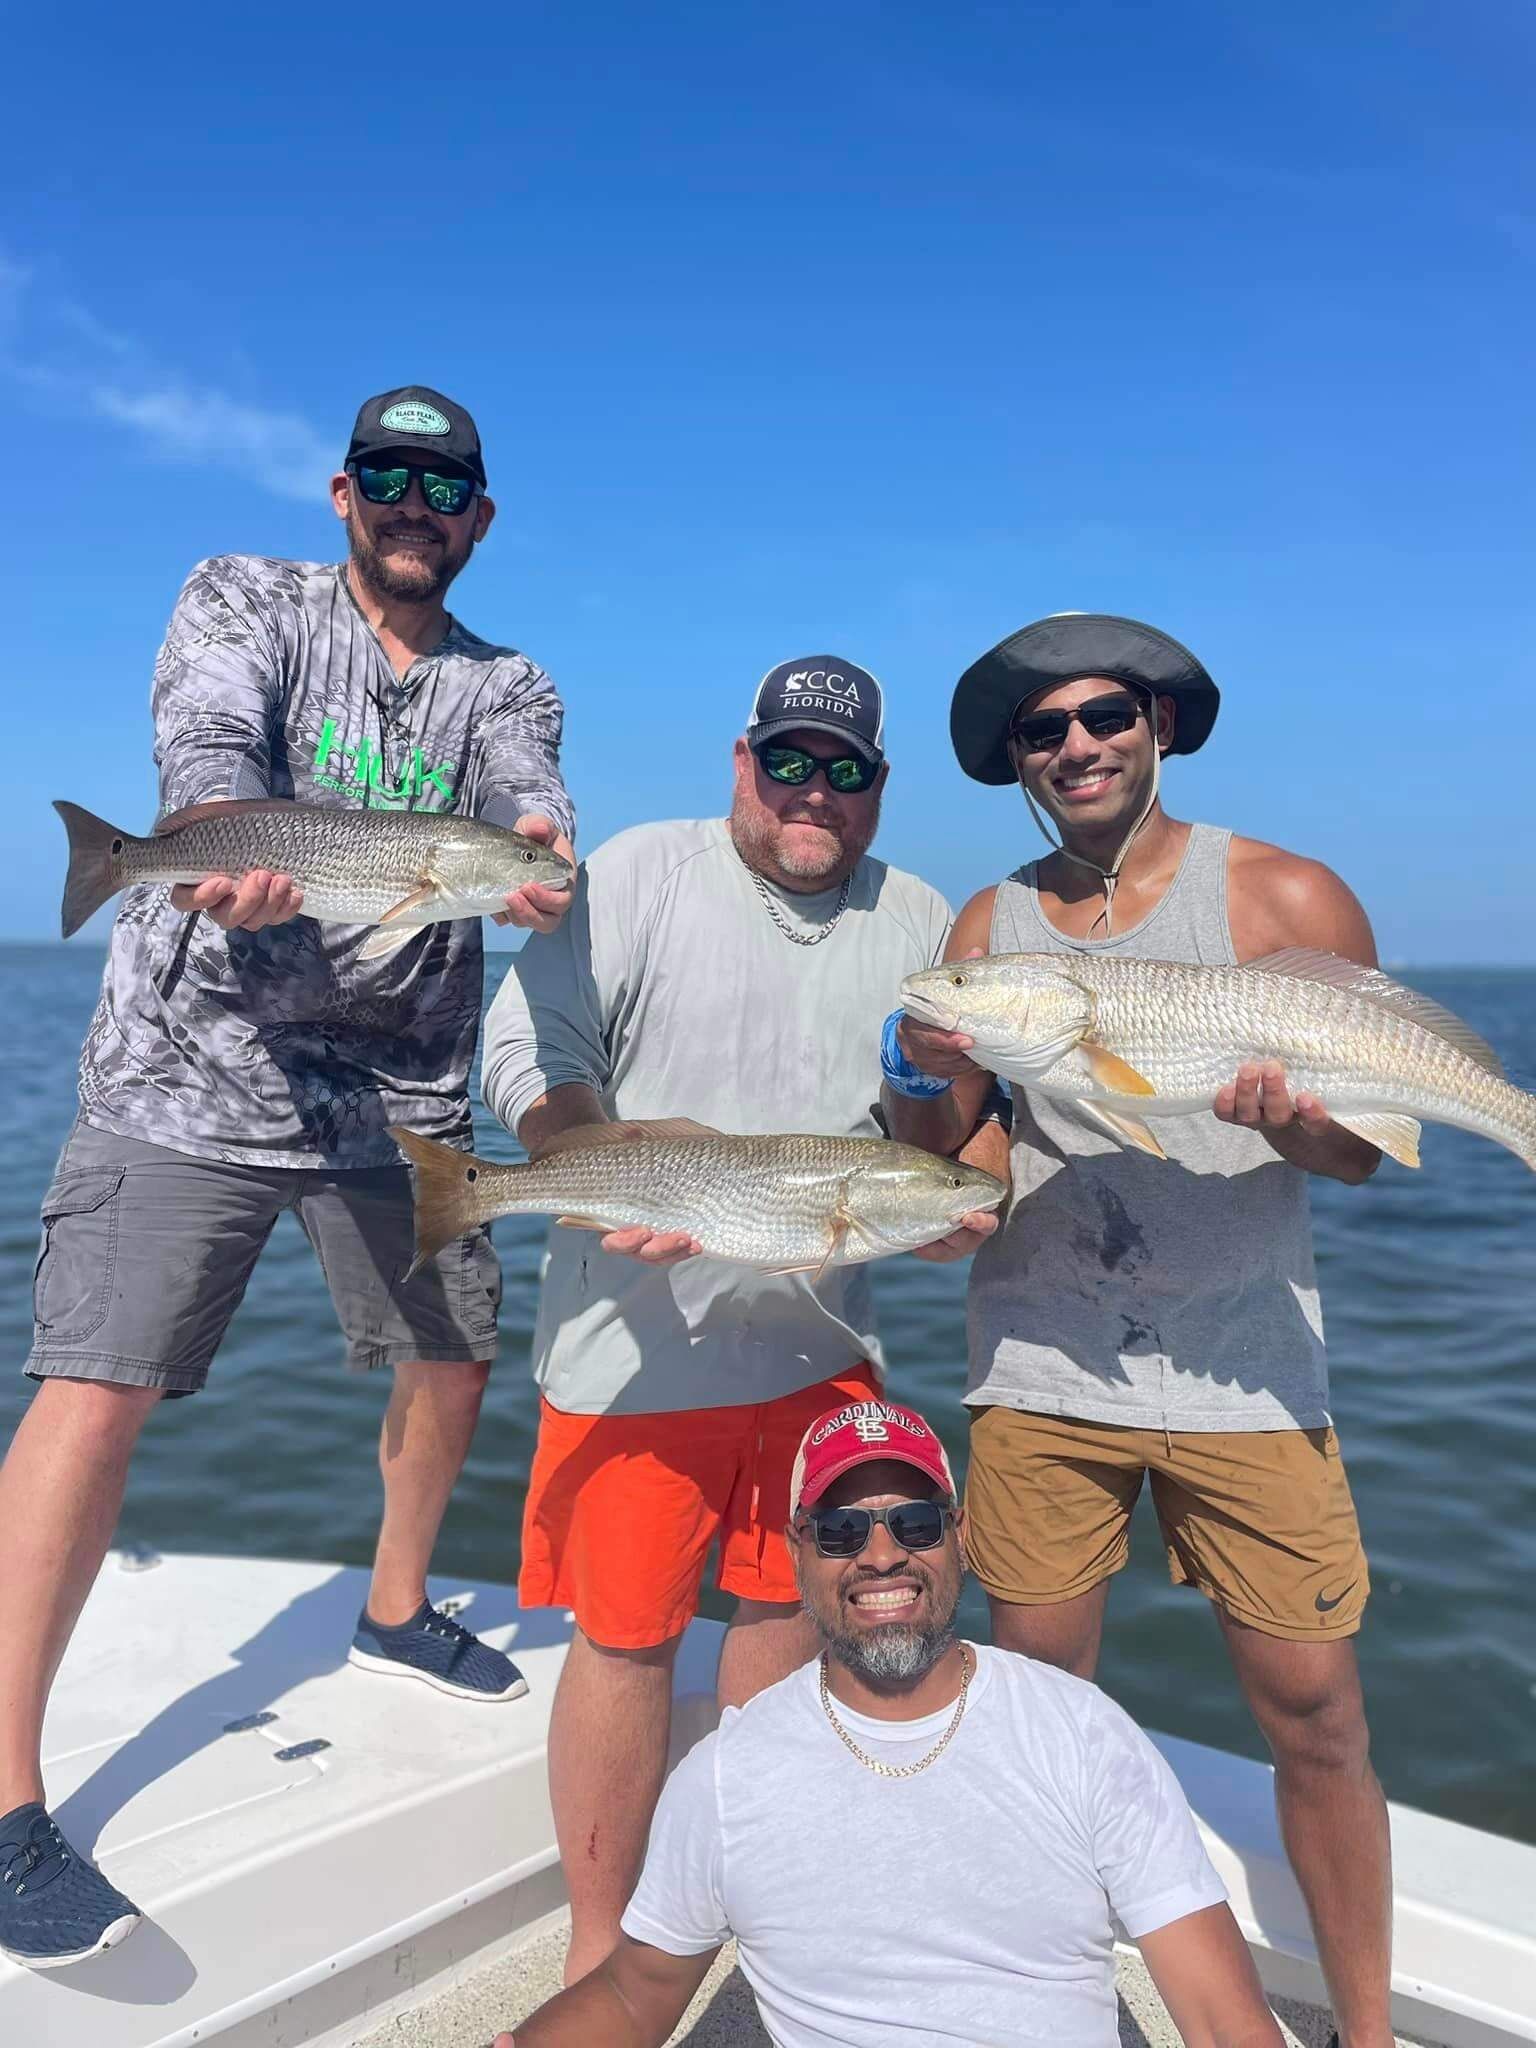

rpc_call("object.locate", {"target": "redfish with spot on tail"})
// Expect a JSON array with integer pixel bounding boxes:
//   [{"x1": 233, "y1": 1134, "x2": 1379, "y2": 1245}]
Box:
[
  {"x1": 53, "y1": 797, "x2": 572, "y2": 961},
  {"x1": 900, "y1": 949, "x2": 1536, "y2": 1170},
  {"x1": 392, "y1": 1122, "x2": 1006, "y2": 1277}
]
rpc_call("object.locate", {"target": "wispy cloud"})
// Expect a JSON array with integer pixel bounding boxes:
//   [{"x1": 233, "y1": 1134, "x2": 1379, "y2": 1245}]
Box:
[
  {"x1": 0, "y1": 251, "x2": 333, "y2": 500},
  {"x1": 54, "y1": 298, "x2": 140, "y2": 360},
  {"x1": 88, "y1": 384, "x2": 333, "y2": 499}
]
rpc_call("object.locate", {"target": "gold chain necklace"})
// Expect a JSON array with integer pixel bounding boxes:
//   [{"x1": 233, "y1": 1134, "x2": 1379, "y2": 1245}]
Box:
[{"x1": 818, "y1": 1646, "x2": 971, "y2": 1778}]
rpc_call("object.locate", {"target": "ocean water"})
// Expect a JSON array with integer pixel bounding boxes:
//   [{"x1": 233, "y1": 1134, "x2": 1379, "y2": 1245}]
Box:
[{"x1": 1, "y1": 945, "x2": 1532, "y2": 1844}]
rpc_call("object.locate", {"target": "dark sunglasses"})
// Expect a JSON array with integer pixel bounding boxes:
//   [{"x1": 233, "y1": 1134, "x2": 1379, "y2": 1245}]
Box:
[
  {"x1": 752, "y1": 742, "x2": 882, "y2": 795},
  {"x1": 350, "y1": 462, "x2": 480, "y2": 516},
  {"x1": 797, "y1": 1499, "x2": 954, "y2": 1559},
  {"x1": 1008, "y1": 693, "x2": 1144, "y2": 755}
]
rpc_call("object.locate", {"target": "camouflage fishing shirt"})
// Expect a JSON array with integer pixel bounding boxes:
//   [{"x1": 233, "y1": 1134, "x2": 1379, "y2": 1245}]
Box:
[{"x1": 75, "y1": 554, "x2": 574, "y2": 1168}]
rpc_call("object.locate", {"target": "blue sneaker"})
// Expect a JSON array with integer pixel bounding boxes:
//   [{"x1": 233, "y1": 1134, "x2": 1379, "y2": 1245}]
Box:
[
  {"x1": 0, "y1": 1803, "x2": 140, "y2": 1970},
  {"x1": 348, "y1": 1600, "x2": 529, "y2": 1702}
]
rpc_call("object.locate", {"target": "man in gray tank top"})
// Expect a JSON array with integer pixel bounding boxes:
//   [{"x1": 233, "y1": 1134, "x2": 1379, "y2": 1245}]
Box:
[{"x1": 884, "y1": 615, "x2": 1391, "y2": 2048}]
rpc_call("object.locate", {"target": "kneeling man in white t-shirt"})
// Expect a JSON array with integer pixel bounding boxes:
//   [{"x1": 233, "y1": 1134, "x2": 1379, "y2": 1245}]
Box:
[{"x1": 500, "y1": 1398, "x2": 1283, "y2": 2048}]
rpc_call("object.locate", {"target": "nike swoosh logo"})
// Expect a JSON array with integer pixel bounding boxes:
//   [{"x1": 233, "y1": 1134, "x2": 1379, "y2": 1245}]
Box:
[{"x1": 1315, "y1": 1583, "x2": 1355, "y2": 1613}]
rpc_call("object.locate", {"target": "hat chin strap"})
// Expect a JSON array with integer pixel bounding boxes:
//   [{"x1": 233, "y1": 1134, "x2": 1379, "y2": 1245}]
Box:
[{"x1": 1022, "y1": 738, "x2": 1162, "y2": 938}]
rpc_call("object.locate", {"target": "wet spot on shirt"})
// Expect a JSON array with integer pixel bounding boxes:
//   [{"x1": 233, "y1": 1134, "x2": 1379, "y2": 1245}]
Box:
[{"x1": 1095, "y1": 1185, "x2": 1148, "y2": 1272}]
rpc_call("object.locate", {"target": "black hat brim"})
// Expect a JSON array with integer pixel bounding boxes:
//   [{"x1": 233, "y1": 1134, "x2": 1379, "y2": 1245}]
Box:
[
  {"x1": 950, "y1": 613, "x2": 1220, "y2": 785},
  {"x1": 747, "y1": 715, "x2": 884, "y2": 764}
]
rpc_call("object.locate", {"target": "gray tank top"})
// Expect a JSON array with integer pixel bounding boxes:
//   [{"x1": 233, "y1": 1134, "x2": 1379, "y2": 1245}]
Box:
[{"x1": 966, "y1": 823, "x2": 1328, "y2": 1432}]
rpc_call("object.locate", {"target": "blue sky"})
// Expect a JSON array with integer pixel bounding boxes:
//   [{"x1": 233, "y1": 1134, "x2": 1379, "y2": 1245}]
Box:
[{"x1": 3, "y1": 1, "x2": 1532, "y2": 961}]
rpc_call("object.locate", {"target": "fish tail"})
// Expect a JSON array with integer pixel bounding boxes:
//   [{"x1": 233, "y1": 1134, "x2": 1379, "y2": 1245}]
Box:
[
  {"x1": 391, "y1": 1127, "x2": 502, "y2": 1273},
  {"x1": 54, "y1": 801, "x2": 133, "y2": 938}
]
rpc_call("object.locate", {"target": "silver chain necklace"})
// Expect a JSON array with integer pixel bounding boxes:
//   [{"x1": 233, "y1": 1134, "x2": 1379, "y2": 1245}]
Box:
[
  {"x1": 818, "y1": 1645, "x2": 972, "y2": 1778},
  {"x1": 746, "y1": 863, "x2": 851, "y2": 946}
]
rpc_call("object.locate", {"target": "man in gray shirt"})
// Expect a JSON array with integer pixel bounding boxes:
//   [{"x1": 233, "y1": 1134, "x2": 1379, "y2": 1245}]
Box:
[
  {"x1": 0, "y1": 387, "x2": 574, "y2": 1972},
  {"x1": 481, "y1": 658, "x2": 994, "y2": 1982},
  {"x1": 887, "y1": 614, "x2": 1390, "y2": 2048}
]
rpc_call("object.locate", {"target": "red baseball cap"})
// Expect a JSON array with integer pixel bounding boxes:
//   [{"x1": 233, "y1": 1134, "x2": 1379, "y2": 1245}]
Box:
[{"x1": 790, "y1": 1399, "x2": 956, "y2": 1513}]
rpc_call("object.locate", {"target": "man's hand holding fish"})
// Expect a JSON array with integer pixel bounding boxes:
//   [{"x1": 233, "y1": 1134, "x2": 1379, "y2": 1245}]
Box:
[
  {"x1": 490, "y1": 810, "x2": 578, "y2": 935},
  {"x1": 170, "y1": 868, "x2": 306, "y2": 932}
]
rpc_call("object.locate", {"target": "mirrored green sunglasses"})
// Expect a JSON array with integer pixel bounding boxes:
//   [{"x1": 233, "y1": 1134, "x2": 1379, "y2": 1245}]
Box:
[
  {"x1": 351, "y1": 462, "x2": 479, "y2": 516},
  {"x1": 752, "y1": 742, "x2": 881, "y2": 794}
]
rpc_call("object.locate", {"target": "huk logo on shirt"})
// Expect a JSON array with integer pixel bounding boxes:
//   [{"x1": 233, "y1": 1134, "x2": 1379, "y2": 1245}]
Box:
[
  {"x1": 312, "y1": 720, "x2": 457, "y2": 810},
  {"x1": 378, "y1": 400, "x2": 451, "y2": 435}
]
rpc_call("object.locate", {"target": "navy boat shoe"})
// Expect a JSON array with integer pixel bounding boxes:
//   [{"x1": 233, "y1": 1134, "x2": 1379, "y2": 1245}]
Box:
[
  {"x1": 0, "y1": 1803, "x2": 140, "y2": 1970},
  {"x1": 348, "y1": 1599, "x2": 529, "y2": 1702}
]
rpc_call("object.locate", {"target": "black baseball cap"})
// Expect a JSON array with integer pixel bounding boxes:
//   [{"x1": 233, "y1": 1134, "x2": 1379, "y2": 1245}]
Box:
[
  {"x1": 746, "y1": 656, "x2": 886, "y2": 764},
  {"x1": 345, "y1": 385, "x2": 487, "y2": 489},
  {"x1": 950, "y1": 612, "x2": 1220, "y2": 784}
]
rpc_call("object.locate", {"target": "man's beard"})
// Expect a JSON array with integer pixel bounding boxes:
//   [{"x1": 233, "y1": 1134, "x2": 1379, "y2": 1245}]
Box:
[
  {"x1": 348, "y1": 508, "x2": 464, "y2": 605},
  {"x1": 800, "y1": 1556, "x2": 963, "y2": 1689},
  {"x1": 729, "y1": 785, "x2": 882, "y2": 891},
  {"x1": 821, "y1": 1609, "x2": 959, "y2": 1686}
]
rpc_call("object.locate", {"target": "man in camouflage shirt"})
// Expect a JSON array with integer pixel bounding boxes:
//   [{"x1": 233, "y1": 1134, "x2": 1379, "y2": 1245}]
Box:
[{"x1": 0, "y1": 386, "x2": 574, "y2": 1972}]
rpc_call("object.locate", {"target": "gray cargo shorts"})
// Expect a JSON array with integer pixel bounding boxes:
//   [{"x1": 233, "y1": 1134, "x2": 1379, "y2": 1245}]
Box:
[{"x1": 26, "y1": 1120, "x2": 500, "y2": 1397}]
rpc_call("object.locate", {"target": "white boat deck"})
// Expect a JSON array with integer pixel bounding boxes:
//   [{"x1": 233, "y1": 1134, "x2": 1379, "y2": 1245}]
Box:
[
  {"x1": 1, "y1": 1551, "x2": 1530, "y2": 2048},
  {"x1": 348, "y1": 1912, "x2": 1433, "y2": 2048}
]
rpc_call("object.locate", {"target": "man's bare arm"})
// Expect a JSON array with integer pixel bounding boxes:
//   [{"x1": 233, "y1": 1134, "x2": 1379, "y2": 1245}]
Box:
[
  {"x1": 515, "y1": 1080, "x2": 607, "y2": 1157},
  {"x1": 515, "y1": 1082, "x2": 702, "y2": 1266},
  {"x1": 1137, "y1": 1904, "x2": 1285, "y2": 2047},
  {"x1": 1220, "y1": 848, "x2": 1383, "y2": 1186},
  {"x1": 495, "y1": 1934, "x2": 716, "y2": 2046}
]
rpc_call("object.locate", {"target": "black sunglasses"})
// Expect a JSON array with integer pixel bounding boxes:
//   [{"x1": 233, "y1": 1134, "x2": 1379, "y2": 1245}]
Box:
[
  {"x1": 350, "y1": 462, "x2": 480, "y2": 517},
  {"x1": 1008, "y1": 693, "x2": 1145, "y2": 755},
  {"x1": 797, "y1": 1499, "x2": 954, "y2": 1559},
  {"x1": 752, "y1": 742, "x2": 882, "y2": 795}
]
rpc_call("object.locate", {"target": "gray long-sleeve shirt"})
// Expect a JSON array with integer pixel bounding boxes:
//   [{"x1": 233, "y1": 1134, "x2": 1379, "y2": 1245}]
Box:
[
  {"x1": 481, "y1": 817, "x2": 952, "y2": 1414},
  {"x1": 76, "y1": 554, "x2": 573, "y2": 1167}
]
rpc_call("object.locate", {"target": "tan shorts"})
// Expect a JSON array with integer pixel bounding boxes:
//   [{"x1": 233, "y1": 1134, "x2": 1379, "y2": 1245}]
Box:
[{"x1": 965, "y1": 1406, "x2": 1369, "y2": 1642}]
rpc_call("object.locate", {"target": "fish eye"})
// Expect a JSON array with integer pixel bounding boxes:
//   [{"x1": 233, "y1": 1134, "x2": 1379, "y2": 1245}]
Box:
[
  {"x1": 949, "y1": 973, "x2": 966, "y2": 987},
  {"x1": 520, "y1": 849, "x2": 538, "y2": 863},
  {"x1": 947, "y1": 1175, "x2": 964, "y2": 1188}
]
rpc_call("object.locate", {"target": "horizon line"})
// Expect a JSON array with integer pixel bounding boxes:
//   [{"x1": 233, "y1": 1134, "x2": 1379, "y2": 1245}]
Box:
[{"x1": 4, "y1": 938, "x2": 1533, "y2": 974}]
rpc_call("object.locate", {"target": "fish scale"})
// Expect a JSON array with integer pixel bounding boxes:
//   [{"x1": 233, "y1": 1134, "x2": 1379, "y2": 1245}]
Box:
[
  {"x1": 54, "y1": 797, "x2": 572, "y2": 944},
  {"x1": 1073, "y1": 957, "x2": 1520, "y2": 1134},
  {"x1": 111, "y1": 808, "x2": 544, "y2": 924},
  {"x1": 393, "y1": 1125, "x2": 1008, "y2": 1272},
  {"x1": 901, "y1": 951, "x2": 1536, "y2": 1169}
]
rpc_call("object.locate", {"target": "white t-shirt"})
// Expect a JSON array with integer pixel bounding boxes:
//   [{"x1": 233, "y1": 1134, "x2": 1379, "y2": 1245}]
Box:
[{"x1": 622, "y1": 1645, "x2": 1224, "y2": 2048}]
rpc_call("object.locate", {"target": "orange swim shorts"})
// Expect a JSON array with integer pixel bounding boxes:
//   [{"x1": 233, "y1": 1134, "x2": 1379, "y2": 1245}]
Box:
[{"x1": 519, "y1": 1361, "x2": 880, "y2": 1650}]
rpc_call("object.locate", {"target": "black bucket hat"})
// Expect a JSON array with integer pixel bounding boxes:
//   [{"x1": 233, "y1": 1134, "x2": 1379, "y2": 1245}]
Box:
[{"x1": 950, "y1": 613, "x2": 1220, "y2": 785}]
